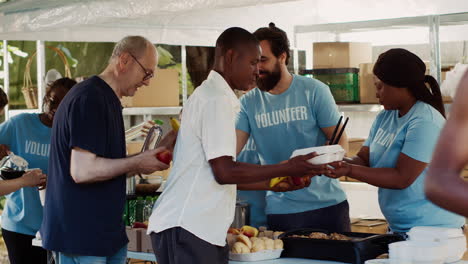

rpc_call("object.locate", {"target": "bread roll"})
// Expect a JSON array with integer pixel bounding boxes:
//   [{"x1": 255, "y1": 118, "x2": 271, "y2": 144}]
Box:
[
  {"x1": 264, "y1": 230, "x2": 274, "y2": 239},
  {"x1": 236, "y1": 234, "x2": 252, "y2": 249},
  {"x1": 250, "y1": 237, "x2": 260, "y2": 244},
  {"x1": 232, "y1": 242, "x2": 250, "y2": 254},
  {"x1": 274, "y1": 239, "x2": 284, "y2": 249},
  {"x1": 264, "y1": 238, "x2": 274, "y2": 250},
  {"x1": 251, "y1": 239, "x2": 265, "y2": 249},
  {"x1": 273, "y1": 231, "x2": 284, "y2": 239},
  {"x1": 251, "y1": 242, "x2": 266, "y2": 253}
]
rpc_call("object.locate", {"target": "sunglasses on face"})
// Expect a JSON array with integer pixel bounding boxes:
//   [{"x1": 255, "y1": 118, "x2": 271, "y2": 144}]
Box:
[{"x1": 129, "y1": 53, "x2": 154, "y2": 81}]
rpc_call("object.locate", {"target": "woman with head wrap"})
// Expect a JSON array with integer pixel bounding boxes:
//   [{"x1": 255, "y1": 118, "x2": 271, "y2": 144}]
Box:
[{"x1": 325, "y1": 48, "x2": 464, "y2": 237}]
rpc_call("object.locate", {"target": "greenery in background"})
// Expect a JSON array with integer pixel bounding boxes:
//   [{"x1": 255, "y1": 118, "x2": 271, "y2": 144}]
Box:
[
  {"x1": 0, "y1": 42, "x2": 29, "y2": 78},
  {"x1": 157, "y1": 45, "x2": 195, "y2": 98},
  {"x1": 0, "y1": 41, "x2": 193, "y2": 109},
  {"x1": 48, "y1": 42, "x2": 194, "y2": 103},
  {"x1": 1, "y1": 41, "x2": 36, "y2": 109},
  {"x1": 0, "y1": 41, "x2": 31, "y2": 109},
  {"x1": 0, "y1": 41, "x2": 81, "y2": 109},
  {"x1": 46, "y1": 41, "x2": 115, "y2": 81}
]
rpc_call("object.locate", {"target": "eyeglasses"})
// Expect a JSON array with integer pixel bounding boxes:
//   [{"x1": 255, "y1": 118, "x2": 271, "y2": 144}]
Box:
[{"x1": 129, "y1": 53, "x2": 154, "y2": 81}]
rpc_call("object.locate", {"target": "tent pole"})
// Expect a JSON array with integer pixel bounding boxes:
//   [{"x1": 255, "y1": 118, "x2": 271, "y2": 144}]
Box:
[
  {"x1": 293, "y1": 30, "x2": 299, "y2": 75},
  {"x1": 36, "y1": 40, "x2": 45, "y2": 111},
  {"x1": 181, "y1": 45, "x2": 187, "y2": 105},
  {"x1": 429, "y1": 15, "x2": 441, "y2": 84}
]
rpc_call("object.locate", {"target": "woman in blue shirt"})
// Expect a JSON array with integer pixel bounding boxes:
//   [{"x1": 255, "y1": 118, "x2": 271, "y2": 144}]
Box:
[
  {"x1": 0, "y1": 77, "x2": 76, "y2": 264},
  {"x1": 326, "y1": 49, "x2": 464, "y2": 236}
]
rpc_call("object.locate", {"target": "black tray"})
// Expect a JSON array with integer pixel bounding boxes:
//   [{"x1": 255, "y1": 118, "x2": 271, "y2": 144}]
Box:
[
  {"x1": 279, "y1": 228, "x2": 403, "y2": 264},
  {"x1": 0, "y1": 168, "x2": 25, "y2": 180}
]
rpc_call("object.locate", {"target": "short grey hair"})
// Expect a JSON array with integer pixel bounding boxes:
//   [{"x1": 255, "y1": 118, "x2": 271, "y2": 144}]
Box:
[{"x1": 111, "y1": 36, "x2": 152, "y2": 61}]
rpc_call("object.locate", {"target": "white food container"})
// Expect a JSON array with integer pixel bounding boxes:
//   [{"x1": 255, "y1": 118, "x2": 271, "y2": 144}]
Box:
[
  {"x1": 411, "y1": 241, "x2": 446, "y2": 264},
  {"x1": 290, "y1": 145, "x2": 345, "y2": 165},
  {"x1": 408, "y1": 226, "x2": 466, "y2": 263},
  {"x1": 389, "y1": 241, "x2": 413, "y2": 264},
  {"x1": 229, "y1": 249, "x2": 283, "y2": 262},
  {"x1": 389, "y1": 240, "x2": 446, "y2": 264}
]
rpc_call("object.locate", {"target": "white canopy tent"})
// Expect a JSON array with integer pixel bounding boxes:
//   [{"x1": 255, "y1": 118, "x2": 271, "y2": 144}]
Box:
[{"x1": 1, "y1": 0, "x2": 468, "y2": 47}]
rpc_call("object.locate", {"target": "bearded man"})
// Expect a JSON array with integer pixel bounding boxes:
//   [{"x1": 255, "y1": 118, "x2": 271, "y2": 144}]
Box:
[{"x1": 235, "y1": 23, "x2": 351, "y2": 232}]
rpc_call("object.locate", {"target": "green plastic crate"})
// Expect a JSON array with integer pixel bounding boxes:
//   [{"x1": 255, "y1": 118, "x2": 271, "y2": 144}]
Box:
[{"x1": 303, "y1": 68, "x2": 359, "y2": 103}]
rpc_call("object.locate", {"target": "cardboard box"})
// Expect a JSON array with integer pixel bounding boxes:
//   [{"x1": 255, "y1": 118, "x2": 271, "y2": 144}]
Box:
[
  {"x1": 442, "y1": 69, "x2": 453, "y2": 103},
  {"x1": 141, "y1": 232, "x2": 154, "y2": 253},
  {"x1": 351, "y1": 219, "x2": 388, "y2": 234},
  {"x1": 121, "y1": 68, "x2": 179, "y2": 107},
  {"x1": 313, "y1": 42, "x2": 372, "y2": 69},
  {"x1": 127, "y1": 141, "x2": 144, "y2": 155},
  {"x1": 126, "y1": 227, "x2": 142, "y2": 252},
  {"x1": 359, "y1": 63, "x2": 379, "y2": 104},
  {"x1": 348, "y1": 138, "x2": 366, "y2": 157},
  {"x1": 359, "y1": 62, "x2": 439, "y2": 104}
]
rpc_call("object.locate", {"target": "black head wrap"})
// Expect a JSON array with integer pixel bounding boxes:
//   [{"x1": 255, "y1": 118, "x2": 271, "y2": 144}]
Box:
[{"x1": 373, "y1": 48, "x2": 445, "y2": 117}]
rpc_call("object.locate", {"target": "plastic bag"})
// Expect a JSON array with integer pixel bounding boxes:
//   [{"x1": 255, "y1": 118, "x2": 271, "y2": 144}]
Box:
[{"x1": 441, "y1": 63, "x2": 468, "y2": 98}]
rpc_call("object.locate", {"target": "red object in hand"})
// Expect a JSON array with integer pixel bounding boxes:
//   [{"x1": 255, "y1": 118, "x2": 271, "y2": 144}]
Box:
[
  {"x1": 156, "y1": 150, "x2": 173, "y2": 164},
  {"x1": 292, "y1": 177, "x2": 303, "y2": 186},
  {"x1": 132, "y1": 222, "x2": 148, "y2": 229}
]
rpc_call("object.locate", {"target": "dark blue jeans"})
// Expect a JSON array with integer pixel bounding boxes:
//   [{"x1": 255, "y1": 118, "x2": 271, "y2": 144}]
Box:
[{"x1": 267, "y1": 200, "x2": 351, "y2": 232}]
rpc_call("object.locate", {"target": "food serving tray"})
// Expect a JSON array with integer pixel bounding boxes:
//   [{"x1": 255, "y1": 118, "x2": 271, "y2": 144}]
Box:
[{"x1": 279, "y1": 228, "x2": 403, "y2": 264}]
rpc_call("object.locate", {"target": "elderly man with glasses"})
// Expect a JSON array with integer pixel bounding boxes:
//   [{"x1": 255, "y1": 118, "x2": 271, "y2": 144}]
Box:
[{"x1": 41, "y1": 36, "x2": 175, "y2": 264}]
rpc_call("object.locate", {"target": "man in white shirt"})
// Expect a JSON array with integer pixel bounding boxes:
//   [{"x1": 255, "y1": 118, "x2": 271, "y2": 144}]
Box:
[{"x1": 148, "y1": 27, "x2": 328, "y2": 264}]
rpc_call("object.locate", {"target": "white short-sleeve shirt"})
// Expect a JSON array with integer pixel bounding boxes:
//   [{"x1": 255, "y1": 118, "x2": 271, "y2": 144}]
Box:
[{"x1": 147, "y1": 70, "x2": 239, "y2": 246}]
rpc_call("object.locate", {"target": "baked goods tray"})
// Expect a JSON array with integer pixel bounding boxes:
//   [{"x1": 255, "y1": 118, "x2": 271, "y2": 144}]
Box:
[{"x1": 279, "y1": 228, "x2": 403, "y2": 264}]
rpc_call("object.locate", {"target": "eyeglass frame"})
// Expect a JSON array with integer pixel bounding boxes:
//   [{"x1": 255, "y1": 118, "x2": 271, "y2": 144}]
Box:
[{"x1": 129, "y1": 53, "x2": 154, "y2": 81}]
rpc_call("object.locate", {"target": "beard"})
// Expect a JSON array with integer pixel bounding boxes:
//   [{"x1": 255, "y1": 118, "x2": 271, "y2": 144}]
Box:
[{"x1": 257, "y1": 63, "x2": 281, "y2": 92}]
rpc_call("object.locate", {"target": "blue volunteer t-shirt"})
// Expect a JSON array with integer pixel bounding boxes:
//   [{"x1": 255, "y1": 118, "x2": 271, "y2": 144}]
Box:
[
  {"x1": 0, "y1": 113, "x2": 50, "y2": 236},
  {"x1": 41, "y1": 76, "x2": 128, "y2": 256},
  {"x1": 236, "y1": 75, "x2": 347, "y2": 215},
  {"x1": 364, "y1": 101, "x2": 464, "y2": 233},
  {"x1": 237, "y1": 138, "x2": 267, "y2": 227}
]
